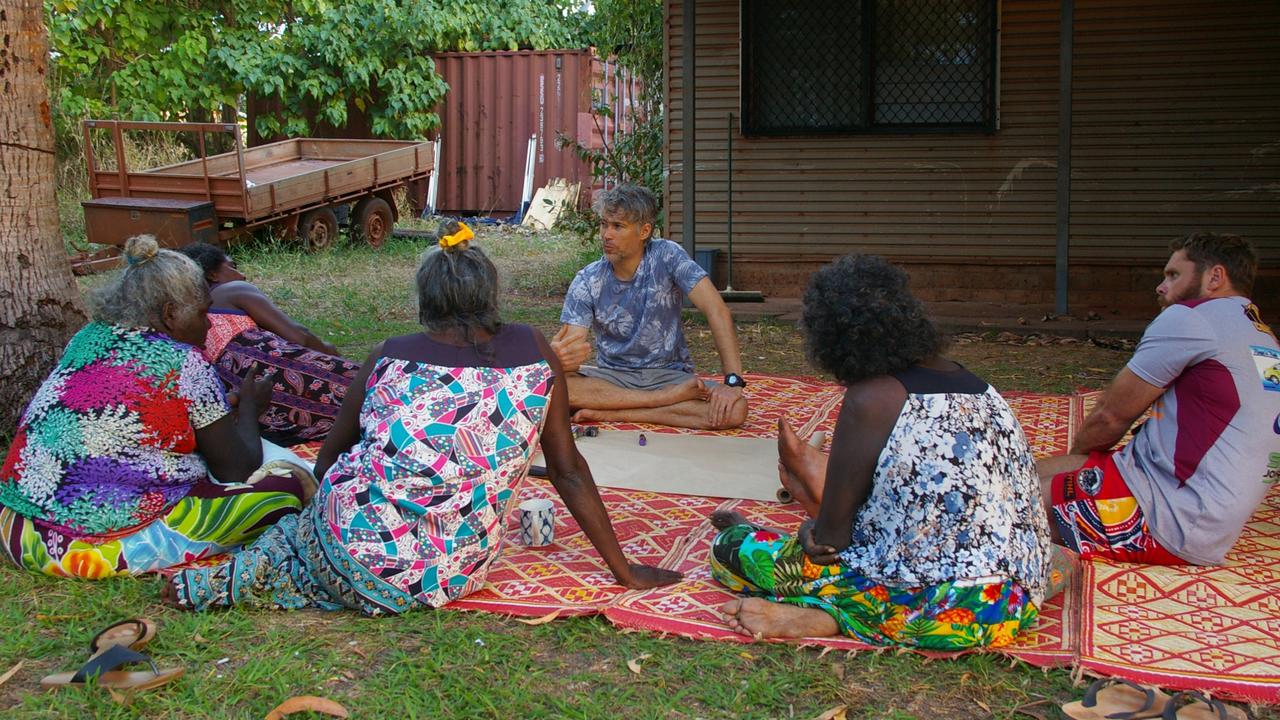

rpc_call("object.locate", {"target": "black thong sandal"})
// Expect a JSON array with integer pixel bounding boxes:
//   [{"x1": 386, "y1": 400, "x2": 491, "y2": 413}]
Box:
[
  {"x1": 1160, "y1": 690, "x2": 1248, "y2": 720},
  {"x1": 1060, "y1": 678, "x2": 1171, "y2": 719},
  {"x1": 41, "y1": 644, "x2": 184, "y2": 691}
]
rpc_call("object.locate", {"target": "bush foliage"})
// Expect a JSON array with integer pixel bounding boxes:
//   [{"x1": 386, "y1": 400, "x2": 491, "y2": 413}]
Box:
[{"x1": 47, "y1": 0, "x2": 588, "y2": 145}]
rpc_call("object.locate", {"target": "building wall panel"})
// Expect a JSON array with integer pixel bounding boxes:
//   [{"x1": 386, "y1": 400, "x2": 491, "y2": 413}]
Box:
[{"x1": 664, "y1": 0, "x2": 1279, "y2": 309}]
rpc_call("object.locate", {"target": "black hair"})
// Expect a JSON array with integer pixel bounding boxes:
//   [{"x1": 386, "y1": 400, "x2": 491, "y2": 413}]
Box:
[
  {"x1": 176, "y1": 242, "x2": 229, "y2": 281},
  {"x1": 801, "y1": 254, "x2": 943, "y2": 385},
  {"x1": 416, "y1": 221, "x2": 502, "y2": 341}
]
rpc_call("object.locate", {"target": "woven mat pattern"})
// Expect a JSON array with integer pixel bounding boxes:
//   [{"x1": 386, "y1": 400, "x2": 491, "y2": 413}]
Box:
[{"x1": 292, "y1": 378, "x2": 1280, "y2": 702}]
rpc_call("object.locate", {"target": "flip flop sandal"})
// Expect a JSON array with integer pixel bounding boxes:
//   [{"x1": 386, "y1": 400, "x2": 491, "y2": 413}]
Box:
[
  {"x1": 41, "y1": 644, "x2": 183, "y2": 691},
  {"x1": 1160, "y1": 690, "x2": 1249, "y2": 720},
  {"x1": 88, "y1": 618, "x2": 157, "y2": 657},
  {"x1": 1061, "y1": 678, "x2": 1171, "y2": 719}
]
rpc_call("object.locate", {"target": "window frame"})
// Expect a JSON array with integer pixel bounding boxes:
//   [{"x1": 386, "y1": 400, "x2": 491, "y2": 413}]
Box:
[{"x1": 739, "y1": 0, "x2": 1000, "y2": 137}]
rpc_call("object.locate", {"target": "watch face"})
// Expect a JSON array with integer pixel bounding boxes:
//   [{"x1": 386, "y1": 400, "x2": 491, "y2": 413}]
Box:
[{"x1": 725, "y1": 373, "x2": 746, "y2": 388}]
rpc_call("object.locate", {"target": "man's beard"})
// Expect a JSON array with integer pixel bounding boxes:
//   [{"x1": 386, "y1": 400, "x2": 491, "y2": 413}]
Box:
[{"x1": 1159, "y1": 270, "x2": 1204, "y2": 308}]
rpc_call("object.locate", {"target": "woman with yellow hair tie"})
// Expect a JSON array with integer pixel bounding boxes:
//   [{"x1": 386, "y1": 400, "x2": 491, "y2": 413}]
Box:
[{"x1": 166, "y1": 221, "x2": 680, "y2": 613}]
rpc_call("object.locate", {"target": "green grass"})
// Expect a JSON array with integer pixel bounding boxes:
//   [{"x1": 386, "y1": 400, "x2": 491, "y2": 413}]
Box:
[{"x1": 16, "y1": 225, "x2": 1270, "y2": 719}]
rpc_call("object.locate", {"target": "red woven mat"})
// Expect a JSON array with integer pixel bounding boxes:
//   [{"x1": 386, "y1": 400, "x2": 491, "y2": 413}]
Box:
[
  {"x1": 441, "y1": 376, "x2": 1080, "y2": 668},
  {"x1": 1078, "y1": 483, "x2": 1280, "y2": 703},
  {"x1": 293, "y1": 377, "x2": 1280, "y2": 702}
]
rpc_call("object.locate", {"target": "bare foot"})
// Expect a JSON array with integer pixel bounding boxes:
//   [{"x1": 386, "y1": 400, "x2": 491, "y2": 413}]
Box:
[
  {"x1": 719, "y1": 597, "x2": 839, "y2": 639},
  {"x1": 159, "y1": 577, "x2": 183, "y2": 608},
  {"x1": 778, "y1": 419, "x2": 828, "y2": 512},
  {"x1": 710, "y1": 509, "x2": 749, "y2": 530},
  {"x1": 672, "y1": 377, "x2": 708, "y2": 403}
]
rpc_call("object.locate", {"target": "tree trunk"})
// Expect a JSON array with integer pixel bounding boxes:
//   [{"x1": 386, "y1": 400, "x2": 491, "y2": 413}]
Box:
[{"x1": 0, "y1": 0, "x2": 88, "y2": 436}]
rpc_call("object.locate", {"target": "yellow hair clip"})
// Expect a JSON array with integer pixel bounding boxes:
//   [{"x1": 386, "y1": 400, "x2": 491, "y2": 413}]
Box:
[{"x1": 439, "y1": 222, "x2": 475, "y2": 250}]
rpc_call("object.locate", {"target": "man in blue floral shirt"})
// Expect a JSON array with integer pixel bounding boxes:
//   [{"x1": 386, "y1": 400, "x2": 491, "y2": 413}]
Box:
[{"x1": 551, "y1": 184, "x2": 749, "y2": 429}]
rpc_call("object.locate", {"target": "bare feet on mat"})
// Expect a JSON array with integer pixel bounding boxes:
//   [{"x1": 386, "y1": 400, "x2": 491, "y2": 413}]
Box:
[{"x1": 719, "y1": 597, "x2": 839, "y2": 640}]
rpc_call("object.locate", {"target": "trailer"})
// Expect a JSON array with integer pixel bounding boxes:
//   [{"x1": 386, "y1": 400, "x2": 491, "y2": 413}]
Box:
[{"x1": 81, "y1": 120, "x2": 434, "y2": 251}]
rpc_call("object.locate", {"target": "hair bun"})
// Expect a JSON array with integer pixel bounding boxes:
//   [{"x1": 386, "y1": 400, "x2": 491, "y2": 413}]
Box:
[{"x1": 124, "y1": 235, "x2": 160, "y2": 265}]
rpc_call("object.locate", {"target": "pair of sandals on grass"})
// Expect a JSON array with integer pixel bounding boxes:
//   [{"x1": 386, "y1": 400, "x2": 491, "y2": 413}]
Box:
[
  {"x1": 1064, "y1": 678, "x2": 1253, "y2": 719},
  {"x1": 40, "y1": 618, "x2": 183, "y2": 691}
]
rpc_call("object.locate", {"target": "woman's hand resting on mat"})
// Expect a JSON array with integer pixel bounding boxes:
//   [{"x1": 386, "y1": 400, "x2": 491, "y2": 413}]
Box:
[{"x1": 616, "y1": 563, "x2": 683, "y2": 589}]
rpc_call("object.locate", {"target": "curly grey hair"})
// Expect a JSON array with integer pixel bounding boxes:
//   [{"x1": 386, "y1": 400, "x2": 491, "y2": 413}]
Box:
[
  {"x1": 592, "y1": 183, "x2": 657, "y2": 236},
  {"x1": 92, "y1": 235, "x2": 208, "y2": 331}
]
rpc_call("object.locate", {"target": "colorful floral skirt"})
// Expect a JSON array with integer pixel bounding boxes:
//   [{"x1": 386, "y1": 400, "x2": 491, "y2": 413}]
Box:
[
  {"x1": 710, "y1": 524, "x2": 1040, "y2": 650},
  {"x1": 0, "y1": 475, "x2": 305, "y2": 579},
  {"x1": 169, "y1": 489, "x2": 429, "y2": 616},
  {"x1": 214, "y1": 328, "x2": 359, "y2": 446}
]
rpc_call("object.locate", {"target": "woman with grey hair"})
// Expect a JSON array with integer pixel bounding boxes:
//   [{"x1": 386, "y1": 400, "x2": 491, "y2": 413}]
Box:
[
  {"x1": 167, "y1": 221, "x2": 682, "y2": 614},
  {"x1": 0, "y1": 235, "x2": 313, "y2": 579}
]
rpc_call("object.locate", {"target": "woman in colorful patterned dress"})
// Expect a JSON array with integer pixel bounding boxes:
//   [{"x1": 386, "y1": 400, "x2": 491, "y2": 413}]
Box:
[
  {"x1": 0, "y1": 236, "x2": 312, "y2": 579},
  {"x1": 166, "y1": 223, "x2": 682, "y2": 613},
  {"x1": 713, "y1": 254, "x2": 1051, "y2": 650},
  {"x1": 178, "y1": 243, "x2": 359, "y2": 446}
]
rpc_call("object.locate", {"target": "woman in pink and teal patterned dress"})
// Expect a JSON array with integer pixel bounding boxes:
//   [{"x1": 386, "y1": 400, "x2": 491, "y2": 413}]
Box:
[
  {"x1": 0, "y1": 236, "x2": 312, "y2": 579},
  {"x1": 167, "y1": 223, "x2": 681, "y2": 613}
]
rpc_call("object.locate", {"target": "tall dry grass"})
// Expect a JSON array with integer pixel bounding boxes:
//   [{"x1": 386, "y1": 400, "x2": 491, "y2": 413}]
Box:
[{"x1": 57, "y1": 129, "x2": 203, "y2": 251}]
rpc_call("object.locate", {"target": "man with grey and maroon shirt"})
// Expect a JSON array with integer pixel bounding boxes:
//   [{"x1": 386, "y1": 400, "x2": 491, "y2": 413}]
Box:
[{"x1": 1038, "y1": 233, "x2": 1280, "y2": 565}]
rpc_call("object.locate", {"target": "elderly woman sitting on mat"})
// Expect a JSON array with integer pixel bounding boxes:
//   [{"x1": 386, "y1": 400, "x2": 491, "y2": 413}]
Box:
[
  {"x1": 0, "y1": 236, "x2": 313, "y2": 579},
  {"x1": 712, "y1": 254, "x2": 1051, "y2": 649},
  {"x1": 178, "y1": 242, "x2": 359, "y2": 446},
  {"x1": 165, "y1": 222, "x2": 680, "y2": 613}
]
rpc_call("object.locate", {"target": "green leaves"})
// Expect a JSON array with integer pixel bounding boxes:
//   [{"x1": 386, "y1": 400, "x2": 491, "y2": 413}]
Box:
[{"x1": 46, "y1": 0, "x2": 591, "y2": 144}]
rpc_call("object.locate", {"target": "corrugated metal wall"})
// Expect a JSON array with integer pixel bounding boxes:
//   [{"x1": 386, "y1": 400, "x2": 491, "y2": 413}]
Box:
[
  {"x1": 433, "y1": 50, "x2": 642, "y2": 215},
  {"x1": 665, "y1": 0, "x2": 1279, "y2": 306},
  {"x1": 666, "y1": 0, "x2": 1059, "y2": 262},
  {"x1": 1069, "y1": 0, "x2": 1280, "y2": 261}
]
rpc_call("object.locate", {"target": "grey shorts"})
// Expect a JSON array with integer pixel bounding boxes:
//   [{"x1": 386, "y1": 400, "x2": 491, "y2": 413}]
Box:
[{"x1": 576, "y1": 365, "x2": 696, "y2": 391}]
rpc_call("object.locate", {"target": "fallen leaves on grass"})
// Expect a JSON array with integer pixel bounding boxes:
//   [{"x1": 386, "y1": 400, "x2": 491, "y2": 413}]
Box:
[
  {"x1": 813, "y1": 705, "x2": 847, "y2": 720},
  {"x1": 0, "y1": 661, "x2": 24, "y2": 687},
  {"x1": 263, "y1": 695, "x2": 350, "y2": 719},
  {"x1": 625, "y1": 653, "x2": 652, "y2": 674}
]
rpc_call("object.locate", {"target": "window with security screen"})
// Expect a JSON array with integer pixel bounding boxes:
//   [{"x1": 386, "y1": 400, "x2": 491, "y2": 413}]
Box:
[{"x1": 741, "y1": 0, "x2": 998, "y2": 135}]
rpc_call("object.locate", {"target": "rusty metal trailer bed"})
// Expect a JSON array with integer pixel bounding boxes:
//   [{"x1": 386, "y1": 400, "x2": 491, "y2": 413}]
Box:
[{"x1": 82, "y1": 120, "x2": 434, "y2": 251}]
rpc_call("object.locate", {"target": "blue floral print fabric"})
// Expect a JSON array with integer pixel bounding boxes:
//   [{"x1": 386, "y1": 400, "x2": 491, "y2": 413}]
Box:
[
  {"x1": 837, "y1": 387, "x2": 1051, "y2": 607},
  {"x1": 560, "y1": 238, "x2": 707, "y2": 372}
]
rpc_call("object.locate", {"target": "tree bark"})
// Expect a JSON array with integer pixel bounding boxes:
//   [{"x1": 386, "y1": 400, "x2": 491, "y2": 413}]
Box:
[{"x1": 0, "y1": 0, "x2": 88, "y2": 436}]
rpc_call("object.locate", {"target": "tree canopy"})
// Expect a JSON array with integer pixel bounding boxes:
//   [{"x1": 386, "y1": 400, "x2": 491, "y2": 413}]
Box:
[{"x1": 47, "y1": 0, "x2": 589, "y2": 143}]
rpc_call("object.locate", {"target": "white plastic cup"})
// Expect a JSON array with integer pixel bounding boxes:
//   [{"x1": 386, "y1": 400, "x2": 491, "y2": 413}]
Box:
[{"x1": 517, "y1": 498, "x2": 556, "y2": 547}]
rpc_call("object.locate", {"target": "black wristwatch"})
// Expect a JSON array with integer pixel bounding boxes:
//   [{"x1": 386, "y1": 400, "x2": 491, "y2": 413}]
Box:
[{"x1": 724, "y1": 373, "x2": 747, "y2": 388}]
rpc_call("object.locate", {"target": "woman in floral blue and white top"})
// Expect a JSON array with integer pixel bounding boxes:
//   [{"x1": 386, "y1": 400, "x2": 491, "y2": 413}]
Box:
[{"x1": 712, "y1": 254, "x2": 1051, "y2": 650}]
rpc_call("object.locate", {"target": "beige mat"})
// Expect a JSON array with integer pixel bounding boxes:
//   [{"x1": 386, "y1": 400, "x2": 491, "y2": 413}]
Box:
[{"x1": 536, "y1": 431, "x2": 783, "y2": 502}]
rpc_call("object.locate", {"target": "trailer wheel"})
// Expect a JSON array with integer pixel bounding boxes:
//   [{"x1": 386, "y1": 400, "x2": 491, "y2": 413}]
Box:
[
  {"x1": 351, "y1": 197, "x2": 393, "y2": 249},
  {"x1": 299, "y1": 207, "x2": 339, "y2": 251}
]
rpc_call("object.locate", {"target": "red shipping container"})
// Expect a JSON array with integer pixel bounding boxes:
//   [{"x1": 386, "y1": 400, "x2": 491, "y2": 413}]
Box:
[{"x1": 248, "y1": 49, "x2": 641, "y2": 218}]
